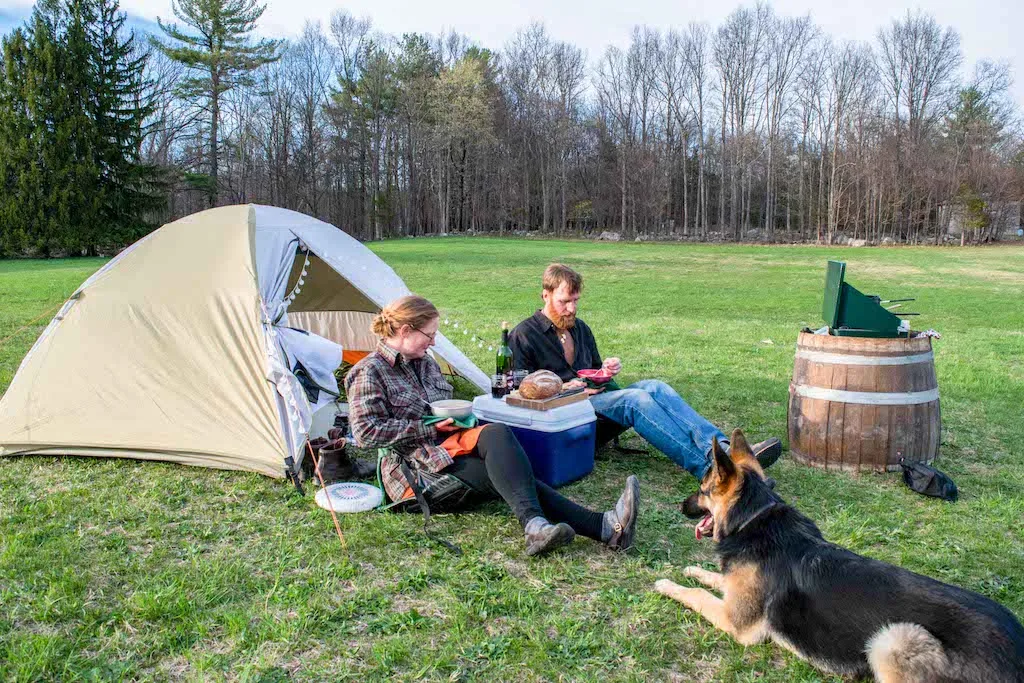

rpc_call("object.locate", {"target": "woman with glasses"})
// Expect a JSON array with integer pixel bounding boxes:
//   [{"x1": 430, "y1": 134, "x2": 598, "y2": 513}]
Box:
[{"x1": 345, "y1": 294, "x2": 640, "y2": 556}]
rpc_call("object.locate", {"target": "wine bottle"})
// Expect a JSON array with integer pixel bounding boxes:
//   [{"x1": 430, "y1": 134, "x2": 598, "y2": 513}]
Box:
[{"x1": 495, "y1": 321, "x2": 514, "y2": 395}]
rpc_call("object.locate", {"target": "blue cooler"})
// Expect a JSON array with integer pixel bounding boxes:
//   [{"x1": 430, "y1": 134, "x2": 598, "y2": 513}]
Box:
[{"x1": 472, "y1": 395, "x2": 596, "y2": 487}]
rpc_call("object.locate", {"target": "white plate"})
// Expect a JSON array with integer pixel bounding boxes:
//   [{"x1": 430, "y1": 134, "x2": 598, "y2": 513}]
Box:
[{"x1": 314, "y1": 482, "x2": 383, "y2": 513}]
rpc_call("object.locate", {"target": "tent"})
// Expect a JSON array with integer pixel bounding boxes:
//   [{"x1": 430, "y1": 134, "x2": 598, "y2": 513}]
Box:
[{"x1": 0, "y1": 205, "x2": 488, "y2": 479}]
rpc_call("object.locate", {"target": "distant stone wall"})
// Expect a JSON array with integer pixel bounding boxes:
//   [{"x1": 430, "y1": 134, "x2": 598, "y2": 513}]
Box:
[{"x1": 941, "y1": 201, "x2": 1023, "y2": 238}]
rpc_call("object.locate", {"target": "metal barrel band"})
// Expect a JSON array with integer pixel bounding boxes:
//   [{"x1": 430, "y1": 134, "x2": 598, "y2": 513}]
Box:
[
  {"x1": 794, "y1": 349, "x2": 934, "y2": 366},
  {"x1": 791, "y1": 385, "x2": 940, "y2": 406}
]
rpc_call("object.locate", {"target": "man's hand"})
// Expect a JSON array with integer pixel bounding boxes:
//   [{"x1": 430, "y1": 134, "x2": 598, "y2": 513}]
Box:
[
  {"x1": 563, "y1": 379, "x2": 587, "y2": 391},
  {"x1": 584, "y1": 387, "x2": 605, "y2": 396},
  {"x1": 602, "y1": 357, "x2": 622, "y2": 376},
  {"x1": 434, "y1": 418, "x2": 461, "y2": 433}
]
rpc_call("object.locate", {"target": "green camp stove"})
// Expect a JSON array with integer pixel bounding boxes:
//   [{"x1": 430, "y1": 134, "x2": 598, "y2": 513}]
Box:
[{"x1": 822, "y1": 261, "x2": 918, "y2": 338}]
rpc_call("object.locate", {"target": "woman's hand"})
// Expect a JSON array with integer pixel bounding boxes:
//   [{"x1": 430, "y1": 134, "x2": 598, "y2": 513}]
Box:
[
  {"x1": 434, "y1": 418, "x2": 462, "y2": 433},
  {"x1": 563, "y1": 379, "x2": 587, "y2": 391}
]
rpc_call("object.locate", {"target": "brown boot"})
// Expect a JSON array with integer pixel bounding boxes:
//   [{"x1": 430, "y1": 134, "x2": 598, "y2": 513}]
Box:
[
  {"x1": 316, "y1": 440, "x2": 353, "y2": 483},
  {"x1": 603, "y1": 475, "x2": 640, "y2": 551},
  {"x1": 301, "y1": 438, "x2": 330, "y2": 481}
]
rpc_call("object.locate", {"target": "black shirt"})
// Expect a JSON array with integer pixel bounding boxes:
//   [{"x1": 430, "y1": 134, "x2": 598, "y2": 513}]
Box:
[{"x1": 509, "y1": 310, "x2": 603, "y2": 383}]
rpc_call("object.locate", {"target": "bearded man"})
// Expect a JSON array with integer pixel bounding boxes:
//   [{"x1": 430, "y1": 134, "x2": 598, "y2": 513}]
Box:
[{"x1": 508, "y1": 263, "x2": 782, "y2": 480}]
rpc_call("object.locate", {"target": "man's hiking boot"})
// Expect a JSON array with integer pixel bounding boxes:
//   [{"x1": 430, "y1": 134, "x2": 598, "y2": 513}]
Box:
[
  {"x1": 752, "y1": 437, "x2": 783, "y2": 470},
  {"x1": 603, "y1": 474, "x2": 640, "y2": 551},
  {"x1": 524, "y1": 517, "x2": 576, "y2": 556}
]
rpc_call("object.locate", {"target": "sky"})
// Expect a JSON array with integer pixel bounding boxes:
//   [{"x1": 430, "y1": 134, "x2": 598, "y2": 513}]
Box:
[{"x1": 2, "y1": 0, "x2": 1022, "y2": 107}]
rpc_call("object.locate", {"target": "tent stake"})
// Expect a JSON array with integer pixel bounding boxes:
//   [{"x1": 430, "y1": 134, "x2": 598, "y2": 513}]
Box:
[{"x1": 284, "y1": 456, "x2": 305, "y2": 496}]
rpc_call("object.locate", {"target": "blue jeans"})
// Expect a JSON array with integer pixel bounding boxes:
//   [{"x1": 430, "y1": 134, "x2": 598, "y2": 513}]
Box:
[{"x1": 588, "y1": 379, "x2": 726, "y2": 480}]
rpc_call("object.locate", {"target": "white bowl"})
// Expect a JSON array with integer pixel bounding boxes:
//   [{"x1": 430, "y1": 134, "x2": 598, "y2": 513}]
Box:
[{"x1": 430, "y1": 399, "x2": 474, "y2": 419}]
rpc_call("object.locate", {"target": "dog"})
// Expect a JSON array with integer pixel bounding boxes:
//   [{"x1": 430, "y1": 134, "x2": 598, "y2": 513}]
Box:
[{"x1": 655, "y1": 429, "x2": 1024, "y2": 682}]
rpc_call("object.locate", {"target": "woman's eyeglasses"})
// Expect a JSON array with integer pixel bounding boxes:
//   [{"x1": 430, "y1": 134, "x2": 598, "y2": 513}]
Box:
[{"x1": 414, "y1": 328, "x2": 437, "y2": 343}]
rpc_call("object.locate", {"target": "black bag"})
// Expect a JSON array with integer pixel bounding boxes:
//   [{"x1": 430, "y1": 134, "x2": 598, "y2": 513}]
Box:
[
  {"x1": 378, "y1": 455, "x2": 484, "y2": 556},
  {"x1": 390, "y1": 465, "x2": 481, "y2": 514},
  {"x1": 900, "y1": 459, "x2": 958, "y2": 502}
]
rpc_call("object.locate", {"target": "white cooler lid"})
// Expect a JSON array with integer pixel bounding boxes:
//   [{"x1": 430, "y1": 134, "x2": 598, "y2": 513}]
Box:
[{"x1": 472, "y1": 395, "x2": 596, "y2": 432}]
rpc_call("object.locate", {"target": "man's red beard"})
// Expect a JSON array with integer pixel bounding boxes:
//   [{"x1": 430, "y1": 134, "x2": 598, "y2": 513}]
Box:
[{"x1": 552, "y1": 312, "x2": 576, "y2": 331}]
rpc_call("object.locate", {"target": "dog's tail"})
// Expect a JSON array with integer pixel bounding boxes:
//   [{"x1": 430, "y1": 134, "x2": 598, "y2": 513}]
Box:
[{"x1": 866, "y1": 622, "x2": 948, "y2": 683}]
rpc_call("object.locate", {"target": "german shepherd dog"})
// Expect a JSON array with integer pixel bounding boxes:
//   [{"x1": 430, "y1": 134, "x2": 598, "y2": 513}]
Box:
[{"x1": 655, "y1": 429, "x2": 1024, "y2": 682}]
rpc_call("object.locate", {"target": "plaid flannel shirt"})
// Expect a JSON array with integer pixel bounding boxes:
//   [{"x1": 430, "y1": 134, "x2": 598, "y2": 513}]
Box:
[{"x1": 344, "y1": 341, "x2": 454, "y2": 502}]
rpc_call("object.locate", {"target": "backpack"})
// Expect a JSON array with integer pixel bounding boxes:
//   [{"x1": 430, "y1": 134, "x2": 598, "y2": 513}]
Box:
[{"x1": 900, "y1": 458, "x2": 958, "y2": 502}]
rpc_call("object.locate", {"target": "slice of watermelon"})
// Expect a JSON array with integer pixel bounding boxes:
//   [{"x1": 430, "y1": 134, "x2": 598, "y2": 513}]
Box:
[{"x1": 577, "y1": 368, "x2": 614, "y2": 384}]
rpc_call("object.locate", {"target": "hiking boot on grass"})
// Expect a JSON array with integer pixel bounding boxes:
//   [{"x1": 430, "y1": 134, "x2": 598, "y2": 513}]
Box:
[
  {"x1": 751, "y1": 437, "x2": 783, "y2": 470},
  {"x1": 316, "y1": 440, "x2": 351, "y2": 483},
  {"x1": 524, "y1": 517, "x2": 576, "y2": 556},
  {"x1": 603, "y1": 474, "x2": 640, "y2": 551}
]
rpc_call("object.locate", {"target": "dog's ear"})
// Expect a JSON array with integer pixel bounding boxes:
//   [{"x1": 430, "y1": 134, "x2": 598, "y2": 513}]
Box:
[
  {"x1": 711, "y1": 436, "x2": 736, "y2": 481},
  {"x1": 730, "y1": 428, "x2": 753, "y2": 460}
]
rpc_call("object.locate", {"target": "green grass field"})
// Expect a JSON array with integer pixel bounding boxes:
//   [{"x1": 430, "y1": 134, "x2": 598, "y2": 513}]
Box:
[{"x1": 2, "y1": 241, "x2": 1023, "y2": 681}]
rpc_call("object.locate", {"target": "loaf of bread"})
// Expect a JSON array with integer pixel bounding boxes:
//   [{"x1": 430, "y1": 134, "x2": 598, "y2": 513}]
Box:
[{"x1": 518, "y1": 370, "x2": 563, "y2": 400}]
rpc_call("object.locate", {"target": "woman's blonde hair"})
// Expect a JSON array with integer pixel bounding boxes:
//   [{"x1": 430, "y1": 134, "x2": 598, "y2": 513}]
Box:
[{"x1": 371, "y1": 295, "x2": 439, "y2": 338}]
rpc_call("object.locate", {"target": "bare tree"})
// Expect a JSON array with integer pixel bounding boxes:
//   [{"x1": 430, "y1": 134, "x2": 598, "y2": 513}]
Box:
[
  {"x1": 683, "y1": 23, "x2": 713, "y2": 237},
  {"x1": 714, "y1": 4, "x2": 771, "y2": 238},
  {"x1": 552, "y1": 41, "x2": 586, "y2": 233},
  {"x1": 825, "y1": 42, "x2": 873, "y2": 243},
  {"x1": 763, "y1": 14, "x2": 814, "y2": 238},
  {"x1": 658, "y1": 29, "x2": 689, "y2": 234},
  {"x1": 291, "y1": 21, "x2": 336, "y2": 216},
  {"x1": 595, "y1": 45, "x2": 636, "y2": 234},
  {"x1": 877, "y1": 11, "x2": 962, "y2": 239}
]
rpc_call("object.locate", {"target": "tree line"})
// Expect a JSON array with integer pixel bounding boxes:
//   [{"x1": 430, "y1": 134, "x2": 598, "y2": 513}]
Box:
[{"x1": 2, "y1": 0, "x2": 1023, "y2": 256}]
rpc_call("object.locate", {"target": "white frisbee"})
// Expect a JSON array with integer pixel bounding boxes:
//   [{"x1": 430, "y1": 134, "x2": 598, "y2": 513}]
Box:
[{"x1": 314, "y1": 482, "x2": 383, "y2": 513}]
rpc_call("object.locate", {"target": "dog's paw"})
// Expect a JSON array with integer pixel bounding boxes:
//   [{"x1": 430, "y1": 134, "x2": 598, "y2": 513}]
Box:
[
  {"x1": 682, "y1": 566, "x2": 703, "y2": 579},
  {"x1": 654, "y1": 578, "x2": 679, "y2": 596}
]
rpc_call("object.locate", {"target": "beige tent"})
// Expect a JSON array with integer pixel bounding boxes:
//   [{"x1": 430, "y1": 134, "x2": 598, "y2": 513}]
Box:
[{"x1": 0, "y1": 205, "x2": 488, "y2": 479}]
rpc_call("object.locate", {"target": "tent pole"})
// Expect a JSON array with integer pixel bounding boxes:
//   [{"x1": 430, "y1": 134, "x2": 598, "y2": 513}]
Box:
[{"x1": 307, "y1": 441, "x2": 348, "y2": 551}]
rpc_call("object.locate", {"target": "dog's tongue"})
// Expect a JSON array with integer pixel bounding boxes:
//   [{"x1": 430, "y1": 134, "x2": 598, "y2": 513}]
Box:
[{"x1": 695, "y1": 514, "x2": 714, "y2": 540}]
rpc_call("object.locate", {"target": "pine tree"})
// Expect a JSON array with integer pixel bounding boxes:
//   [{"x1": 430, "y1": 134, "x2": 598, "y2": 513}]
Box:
[
  {"x1": 54, "y1": 0, "x2": 103, "y2": 254},
  {"x1": 89, "y1": 0, "x2": 164, "y2": 248},
  {"x1": 1, "y1": 9, "x2": 80, "y2": 256},
  {"x1": 152, "y1": 0, "x2": 282, "y2": 207},
  {"x1": 0, "y1": 29, "x2": 33, "y2": 255},
  {"x1": 0, "y1": 0, "x2": 162, "y2": 255}
]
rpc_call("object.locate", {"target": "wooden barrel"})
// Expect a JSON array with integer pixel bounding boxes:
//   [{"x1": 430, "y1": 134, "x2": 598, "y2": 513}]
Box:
[{"x1": 788, "y1": 332, "x2": 940, "y2": 472}]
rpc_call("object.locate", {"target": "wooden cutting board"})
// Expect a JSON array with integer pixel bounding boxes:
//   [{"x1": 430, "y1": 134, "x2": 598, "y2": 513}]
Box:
[{"x1": 505, "y1": 389, "x2": 588, "y2": 411}]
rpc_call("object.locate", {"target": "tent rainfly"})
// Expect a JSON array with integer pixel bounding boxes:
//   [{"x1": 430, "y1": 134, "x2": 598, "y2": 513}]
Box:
[{"x1": 0, "y1": 205, "x2": 488, "y2": 479}]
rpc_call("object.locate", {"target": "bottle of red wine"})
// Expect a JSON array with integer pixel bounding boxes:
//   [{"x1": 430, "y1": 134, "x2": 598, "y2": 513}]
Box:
[{"x1": 495, "y1": 321, "x2": 514, "y2": 395}]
